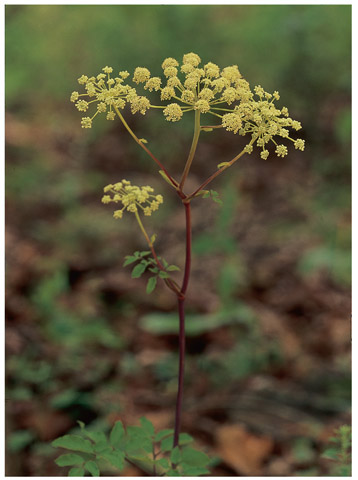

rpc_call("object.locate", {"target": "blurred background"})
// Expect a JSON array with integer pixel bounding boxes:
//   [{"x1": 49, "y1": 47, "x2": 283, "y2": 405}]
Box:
[{"x1": 5, "y1": 4, "x2": 351, "y2": 476}]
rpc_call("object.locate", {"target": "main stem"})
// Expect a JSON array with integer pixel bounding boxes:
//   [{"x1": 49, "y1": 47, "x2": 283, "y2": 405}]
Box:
[{"x1": 173, "y1": 202, "x2": 191, "y2": 447}]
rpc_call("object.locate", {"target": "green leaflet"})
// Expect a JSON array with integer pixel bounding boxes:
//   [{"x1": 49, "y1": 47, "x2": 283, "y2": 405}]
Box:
[
  {"x1": 123, "y1": 255, "x2": 138, "y2": 267},
  {"x1": 131, "y1": 262, "x2": 147, "y2": 278},
  {"x1": 181, "y1": 447, "x2": 210, "y2": 467},
  {"x1": 140, "y1": 417, "x2": 155, "y2": 436},
  {"x1": 170, "y1": 446, "x2": 181, "y2": 464},
  {"x1": 109, "y1": 421, "x2": 125, "y2": 447},
  {"x1": 68, "y1": 467, "x2": 85, "y2": 476},
  {"x1": 154, "y1": 429, "x2": 174, "y2": 442},
  {"x1": 85, "y1": 460, "x2": 99, "y2": 477},
  {"x1": 146, "y1": 276, "x2": 157, "y2": 294},
  {"x1": 55, "y1": 453, "x2": 84, "y2": 467},
  {"x1": 52, "y1": 435, "x2": 93, "y2": 454},
  {"x1": 181, "y1": 465, "x2": 210, "y2": 476},
  {"x1": 100, "y1": 451, "x2": 125, "y2": 470}
]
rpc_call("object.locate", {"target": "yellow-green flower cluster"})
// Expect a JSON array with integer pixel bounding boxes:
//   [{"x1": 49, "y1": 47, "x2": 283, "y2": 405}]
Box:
[
  {"x1": 137, "y1": 52, "x2": 253, "y2": 123},
  {"x1": 72, "y1": 57, "x2": 304, "y2": 161},
  {"x1": 71, "y1": 67, "x2": 151, "y2": 128},
  {"x1": 221, "y1": 85, "x2": 305, "y2": 159},
  {"x1": 101, "y1": 180, "x2": 163, "y2": 219}
]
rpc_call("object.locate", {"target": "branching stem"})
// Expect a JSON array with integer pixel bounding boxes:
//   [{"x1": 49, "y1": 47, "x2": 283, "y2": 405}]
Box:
[{"x1": 114, "y1": 106, "x2": 178, "y2": 190}]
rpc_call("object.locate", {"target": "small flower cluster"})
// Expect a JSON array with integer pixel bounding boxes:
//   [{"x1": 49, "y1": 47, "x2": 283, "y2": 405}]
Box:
[
  {"x1": 221, "y1": 85, "x2": 305, "y2": 159},
  {"x1": 70, "y1": 66, "x2": 151, "y2": 128},
  {"x1": 101, "y1": 180, "x2": 163, "y2": 219}
]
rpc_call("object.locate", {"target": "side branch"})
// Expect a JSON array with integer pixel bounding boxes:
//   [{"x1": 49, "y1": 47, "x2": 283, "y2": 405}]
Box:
[
  {"x1": 114, "y1": 106, "x2": 179, "y2": 190},
  {"x1": 186, "y1": 137, "x2": 257, "y2": 201}
]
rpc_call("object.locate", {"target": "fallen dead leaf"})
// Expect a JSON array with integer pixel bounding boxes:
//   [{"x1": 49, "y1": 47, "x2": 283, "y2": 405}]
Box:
[{"x1": 216, "y1": 423, "x2": 273, "y2": 475}]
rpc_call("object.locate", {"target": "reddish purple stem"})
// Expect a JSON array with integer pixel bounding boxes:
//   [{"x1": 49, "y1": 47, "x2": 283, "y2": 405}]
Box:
[{"x1": 173, "y1": 202, "x2": 191, "y2": 447}]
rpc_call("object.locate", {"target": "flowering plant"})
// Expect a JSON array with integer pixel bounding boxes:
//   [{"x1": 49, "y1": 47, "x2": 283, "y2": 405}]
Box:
[{"x1": 53, "y1": 52, "x2": 304, "y2": 476}]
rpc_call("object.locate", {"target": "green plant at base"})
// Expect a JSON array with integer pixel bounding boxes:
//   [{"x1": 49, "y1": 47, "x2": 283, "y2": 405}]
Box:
[
  {"x1": 52, "y1": 52, "x2": 304, "y2": 476},
  {"x1": 321, "y1": 425, "x2": 351, "y2": 476},
  {"x1": 52, "y1": 418, "x2": 210, "y2": 477}
]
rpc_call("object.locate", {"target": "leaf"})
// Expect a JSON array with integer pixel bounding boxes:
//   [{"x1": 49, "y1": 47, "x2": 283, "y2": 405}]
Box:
[
  {"x1": 139, "y1": 138, "x2": 148, "y2": 144},
  {"x1": 52, "y1": 435, "x2": 93, "y2": 453},
  {"x1": 213, "y1": 196, "x2": 223, "y2": 205},
  {"x1": 146, "y1": 276, "x2": 157, "y2": 294},
  {"x1": 127, "y1": 453, "x2": 153, "y2": 463},
  {"x1": 93, "y1": 441, "x2": 109, "y2": 454},
  {"x1": 159, "y1": 271, "x2": 170, "y2": 279},
  {"x1": 166, "y1": 469, "x2": 181, "y2": 476},
  {"x1": 161, "y1": 435, "x2": 174, "y2": 452},
  {"x1": 154, "y1": 429, "x2": 174, "y2": 442},
  {"x1": 167, "y1": 265, "x2": 180, "y2": 272},
  {"x1": 109, "y1": 421, "x2": 125, "y2": 447},
  {"x1": 139, "y1": 251, "x2": 151, "y2": 257},
  {"x1": 127, "y1": 425, "x2": 149, "y2": 438},
  {"x1": 208, "y1": 190, "x2": 223, "y2": 205},
  {"x1": 170, "y1": 446, "x2": 181, "y2": 464},
  {"x1": 156, "y1": 457, "x2": 171, "y2": 469},
  {"x1": 181, "y1": 447, "x2": 210, "y2": 467},
  {"x1": 131, "y1": 262, "x2": 147, "y2": 278},
  {"x1": 69, "y1": 467, "x2": 85, "y2": 476},
  {"x1": 126, "y1": 427, "x2": 152, "y2": 453},
  {"x1": 101, "y1": 451, "x2": 125, "y2": 470},
  {"x1": 84, "y1": 431, "x2": 107, "y2": 446},
  {"x1": 181, "y1": 464, "x2": 210, "y2": 476},
  {"x1": 179, "y1": 433, "x2": 194, "y2": 445},
  {"x1": 322, "y1": 448, "x2": 338, "y2": 460},
  {"x1": 217, "y1": 162, "x2": 230, "y2": 168},
  {"x1": 150, "y1": 234, "x2": 157, "y2": 244},
  {"x1": 55, "y1": 453, "x2": 84, "y2": 466},
  {"x1": 123, "y1": 256, "x2": 139, "y2": 267},
  {"x1": 196, "y1": 189, "x2": 209, "y2": 196},
  {"x1": 140, "y1": 417, "x2": 155, "y2": 436},
  {"x1": 202, "y1": 127, "x2": 213, "y2": 132},
  {"x1": 85, "y1": 460, "x2": 99, "y2": 476}
]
